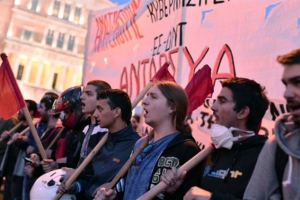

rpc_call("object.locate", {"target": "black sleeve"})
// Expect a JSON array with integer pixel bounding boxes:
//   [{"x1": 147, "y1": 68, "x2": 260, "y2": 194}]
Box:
[
  {"x1": 211, "y1": 191, "x2": 241, "y2": 200},
  {"x1": 165, "y1": 140, "x2": 202, "y2": 200}
]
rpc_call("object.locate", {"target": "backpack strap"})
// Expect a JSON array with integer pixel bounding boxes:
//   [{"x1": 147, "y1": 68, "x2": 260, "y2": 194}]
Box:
[{"x1": 275, "y1": 144, "x2": 288, "y2": 198}]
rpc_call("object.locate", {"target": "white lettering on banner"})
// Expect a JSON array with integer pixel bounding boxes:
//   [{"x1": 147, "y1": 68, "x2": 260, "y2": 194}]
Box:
[{"x1": 84, "y1": 0, "x2": 300, "y2": 142}]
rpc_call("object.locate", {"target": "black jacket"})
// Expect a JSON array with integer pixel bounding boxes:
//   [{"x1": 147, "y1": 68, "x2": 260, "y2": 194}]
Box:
[
  {"x1": 199, "y1": 135, "x2": 267, "y2": 200},
  {"x1": 61, "y1": 116, "x2": 91, "y2": 168}
]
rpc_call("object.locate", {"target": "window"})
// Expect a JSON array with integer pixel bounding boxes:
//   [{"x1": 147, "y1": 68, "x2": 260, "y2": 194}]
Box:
[
  {"x1": 52, "y1": 0, "x2": 60, "y2": 17},
  {"x1": 56, "y1": 33, "x2": 65, "y2": 48},
  {"x1": 46, "y1": 30, "x2": 54, "y2": 45},
  {"x1": 30, "y1": 0, "x2": 38, "y2": 11},
  {"x1": 52, "y1": 73, "x2": 58, "y2": 89},
  {"x1": 67, "y1": 36, "x2": 75, "y2": 51},
  {"x1": 17, "y1": 65, "x2": 24, "y2": 80},
  {"x1": 73, "y1": 7, "x2": 81, "y2": 24},
  {"x1": 23, "y1": 30, "x2": 32, "y2": 40},
  {"x1": 63, "y1": 4, "x2": 71, "y2": 20}
]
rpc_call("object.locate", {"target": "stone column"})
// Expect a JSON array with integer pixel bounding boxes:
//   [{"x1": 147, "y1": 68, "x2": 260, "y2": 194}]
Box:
[
  {"x1": 71, "y1": 68, "x2": 78, "y2": 86},
  {"x1": 47, "y1": 64, "x2": 55, "y2": 89},
  {"x1": 47, "y1": 0, "x2": 54, "y2": 15},
  {"x1": 69, "y1": 5, "x2": 75, "y2": 22},
  {"x1": 41, "y1": 28, "x2": 48, "y2": 45},
  {"x1": 59, "y1": 66, "x2": 67, "y2": 91},
  {"x1": 58, "y1": 2, "x2": 65, "y2": 19},
  {"x1": 52, "y1": 31, "x2": 59, "y2": 48},
  {"x1": 7, "y1": 19, "x2": 14, "y2": 37},
  {"x1": 12, "y1": 53, "x2": 20, "y2": 76},
  {"x1": 79, "y1": 7, "x2": 84, "y2": 25},
  {"x1": 73, "y1": 37, "x2": 78, "y2": 53},
  {"x1": 35, "y1": 61, "x2": 44, "y2": 85},
  {"x1": 63, "y1": 34, "x2": 68, "y2": 51},
  {"x1": 23, "y1": 57, "x2": 32, "y2": 82}
]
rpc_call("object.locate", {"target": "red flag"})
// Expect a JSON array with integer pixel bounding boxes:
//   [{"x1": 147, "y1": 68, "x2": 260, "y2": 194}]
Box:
[
  {"x1": 151, "y1": 62, "x2": 175, "y2": 82},
  {"x1": 0, "y1": 53, "x2": 26, "y2": 119},
  {"x1": 185, "y1": 65, "x2": 213, "y2": 116}
]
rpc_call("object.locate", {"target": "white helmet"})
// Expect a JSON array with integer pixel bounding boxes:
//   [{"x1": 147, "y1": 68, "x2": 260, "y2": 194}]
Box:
[{"x1": 30, "y1": 169, "x2": 76, "y2": 200}]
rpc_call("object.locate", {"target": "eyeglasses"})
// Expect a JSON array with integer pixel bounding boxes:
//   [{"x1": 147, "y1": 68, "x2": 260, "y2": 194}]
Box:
[{"x1": 133, "y1": 144, "x2": 153, "y2": 166}]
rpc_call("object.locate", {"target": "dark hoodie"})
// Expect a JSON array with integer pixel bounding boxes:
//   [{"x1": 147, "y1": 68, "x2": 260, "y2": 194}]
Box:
[{"x1": 199, "y1": 135, "x2": 267, "y2": 200}]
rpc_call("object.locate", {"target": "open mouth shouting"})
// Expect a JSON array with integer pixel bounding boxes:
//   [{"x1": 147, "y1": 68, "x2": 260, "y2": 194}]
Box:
[{"x1": 81, "y1": 102, "x2": 86, "y2": 109}]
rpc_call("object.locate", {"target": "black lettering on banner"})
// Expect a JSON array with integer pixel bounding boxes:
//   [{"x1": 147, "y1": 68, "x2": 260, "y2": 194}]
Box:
[
  {"x1": 186, "y1": 0, "x2": 196, "y2": 7},
  {"x1": 152, "y1": 22, "x2": 186, "y2": 55},
  {"x1": 269, "y1": 102, "x2": 287, "y2": 121},
  {"x1": 200, "y1": 111, "x2": 209, "y2": 127},
  {"x1": 152, "y1": 34, "x2": 163, "y2": 56},
  {"x1": 165, "y1": 22, "x2": 186, "y2": 51},
  {"x1": 207, "y1": 114, "x2": 214, "y2": 129},
  {"x1": 214, "y1": 0, "x2": 225, "y2": 4},
  {"x1": 199, "y1": 0, "x2": 208, "y2": 6},
  {"x1": 147, "y1": 0, "x2": 231, "y2": 23}
]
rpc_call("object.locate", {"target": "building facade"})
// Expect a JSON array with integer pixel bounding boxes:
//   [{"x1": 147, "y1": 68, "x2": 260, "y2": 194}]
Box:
[{"x1": 0, "y1": 0, "x2": 116, "y2": 101}]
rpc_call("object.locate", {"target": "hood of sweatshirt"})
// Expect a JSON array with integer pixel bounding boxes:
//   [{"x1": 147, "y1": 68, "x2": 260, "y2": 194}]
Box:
[{"x1": 274, "y1": 113, "x2": 300, "y2": 159}]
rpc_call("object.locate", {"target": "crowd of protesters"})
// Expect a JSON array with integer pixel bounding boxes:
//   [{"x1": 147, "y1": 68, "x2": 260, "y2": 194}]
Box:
[{"x1": 0, "y1": 47, "x2": 299, "y2": 200}]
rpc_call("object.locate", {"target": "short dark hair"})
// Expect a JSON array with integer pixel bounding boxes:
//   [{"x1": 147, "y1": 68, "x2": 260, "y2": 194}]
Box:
[
  {"x1": 221, "y1": 77, "x2": 269, "y2": 131},
  {"x1": 87, "y1": 80, "x2": 111, "y2": 93},
  {"x1": 277, "y1": 48, "x2": 300, "y2": 65},
  {"x1": 25, "y1": 100, "x2": 37, "y2": 113},
  {"x1": 97, "y1": 89, "x2": 132, "y2": 125},
  {"x1": 40, "y1": 95, "x2": 59, "y2": 118},
  {"x1": 44, "y1": 92, "x2": 59, "y2": 99}
]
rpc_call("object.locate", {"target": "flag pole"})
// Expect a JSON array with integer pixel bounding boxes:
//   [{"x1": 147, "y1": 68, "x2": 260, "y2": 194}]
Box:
[
  {"x1": 7, "y1": 119, "x2": 40, "y2": 145},
  {"x1": 23, "y1": 108, "x2": 47, "y2": 159},
  {"x1": 46, "y1": 127, "x2": 65, "y2": 150},
  {"x1": 0, "y1": 122, "x2": 22, "y2": 142}
]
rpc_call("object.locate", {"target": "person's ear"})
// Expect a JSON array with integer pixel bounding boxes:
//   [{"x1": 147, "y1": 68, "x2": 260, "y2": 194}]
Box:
[
  {"x1": 237, "y1": 106, "x2": 250, "y2": 120},
  {"x1": 113, "y1": 107, "x2": 121, "y2": 118},
  {"x1": 169, "y1": 104, "x2": 176, "y2": 114}
]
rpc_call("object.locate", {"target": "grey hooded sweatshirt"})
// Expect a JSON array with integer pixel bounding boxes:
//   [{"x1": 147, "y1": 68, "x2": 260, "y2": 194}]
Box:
[{"x1": 244, "y1": 113, "x2": 300, "y2": 200}]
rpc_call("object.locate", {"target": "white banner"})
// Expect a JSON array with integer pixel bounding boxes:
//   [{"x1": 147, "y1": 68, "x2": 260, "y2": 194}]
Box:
[{"x1": 84, "y1": 0, "x2": 300, "y2": 145}]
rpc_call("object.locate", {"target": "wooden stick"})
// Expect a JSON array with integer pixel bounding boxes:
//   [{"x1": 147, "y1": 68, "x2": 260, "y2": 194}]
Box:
[
  {"x1": 0, "y1": 122, "x2": 22, "y2": 142},
  {"x1": 137, "y1": 145, "x2": 214, "y2": 200},
  {"x1": 23, "y1": 108, "x2": 47, "y2": 159},
  {"x1": 46, "y1": 127, "x2": 65, "y2": 150},
  {"x1": 105, "y1": 132, "x2": 153, "y2": 190},
  {"x1": 131, "y1": 82, "x2": 154, "y2": 108},
  {"x1": 7, "y1": 119, "x2": 40, "y2": 145},
  {"x1": 52, "y1": 132, "x2": 109, "y2": 200}
]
